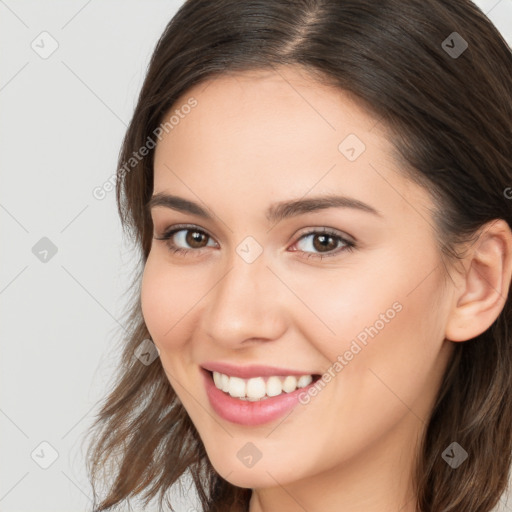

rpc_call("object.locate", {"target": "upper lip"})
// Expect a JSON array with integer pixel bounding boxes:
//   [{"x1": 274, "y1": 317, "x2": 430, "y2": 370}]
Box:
[{"x1": 201, "y1": 361, "x2": 319, "y2": 379}]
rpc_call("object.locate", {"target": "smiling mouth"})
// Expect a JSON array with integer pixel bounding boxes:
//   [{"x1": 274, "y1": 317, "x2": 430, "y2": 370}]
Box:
[{"x1": 205, "y1": 369, "x2": 322, "y2": 401}]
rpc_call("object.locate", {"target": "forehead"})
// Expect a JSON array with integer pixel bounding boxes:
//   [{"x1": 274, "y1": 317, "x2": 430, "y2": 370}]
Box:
[
  {"x1": 152, "y1": 66, "x2": 432, "y2": 225},
  {"x1": 158, "y1": 66, "x2": 385, "y2": 152}
]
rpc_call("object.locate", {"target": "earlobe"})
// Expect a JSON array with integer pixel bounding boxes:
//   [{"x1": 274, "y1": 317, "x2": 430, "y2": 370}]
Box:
[{"x1": 445, "y1": 219, "x2": 512, "y2": 342}]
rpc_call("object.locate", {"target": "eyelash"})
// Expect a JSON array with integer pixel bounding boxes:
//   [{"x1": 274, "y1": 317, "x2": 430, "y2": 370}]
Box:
[{"x1": 154, "y1": 223, "x2": 356, "y2": 260}]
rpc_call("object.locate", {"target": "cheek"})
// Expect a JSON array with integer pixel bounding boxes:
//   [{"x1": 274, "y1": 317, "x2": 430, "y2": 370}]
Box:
[
  {"x1": 140, "y1": 254, "x2": 192, "y2": 348},
  {"x1": 284, "y1": 267, "x2": 449, "y2": 470},
  {"x1": 325, "y1": 265, "x2": 448, "y2": 422},
  {"x1": 287, "y1": 259, "x2": 408, "y2": 362},
  {"x1": 298, "y1": 248, "x2": 448, "y2": 400}
]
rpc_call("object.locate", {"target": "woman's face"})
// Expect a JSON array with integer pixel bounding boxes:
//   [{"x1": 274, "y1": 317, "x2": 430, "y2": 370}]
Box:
[{"x1": 141, "y1": 66, "x2": 455, "y2": 494}]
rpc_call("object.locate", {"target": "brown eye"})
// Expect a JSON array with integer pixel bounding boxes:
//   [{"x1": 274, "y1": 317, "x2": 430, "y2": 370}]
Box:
[
  {"x1": 291, "y1": 228, "x2": 356, "y2": 260},
  {"x1": 154, "y1": 225, "x2": 217, "y2": 255},
  {"x1": 311, "y1": 233, "x2": 339, "y2": 252},
  {"x1": 185, "y1": 230, "x2": 209, "y2": 248}
]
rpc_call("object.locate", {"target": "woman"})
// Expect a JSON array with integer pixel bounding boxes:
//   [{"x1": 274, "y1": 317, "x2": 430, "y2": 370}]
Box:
[{"x1": 83, "y1": 1, "x2": 512, "y2": 511}]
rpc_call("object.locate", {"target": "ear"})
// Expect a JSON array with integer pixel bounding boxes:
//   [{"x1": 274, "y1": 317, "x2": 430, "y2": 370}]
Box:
[{"x1": 445, "y1": 219, "x2": 512, "y2": 342}]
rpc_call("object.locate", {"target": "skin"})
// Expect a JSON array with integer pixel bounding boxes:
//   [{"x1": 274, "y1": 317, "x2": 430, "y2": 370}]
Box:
[{"x1": 140, "y1": 65, "x2": 512, "y2": 512}]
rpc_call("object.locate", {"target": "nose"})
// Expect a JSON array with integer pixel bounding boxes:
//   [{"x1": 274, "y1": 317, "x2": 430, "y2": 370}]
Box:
[{"x1": 200, "y1": 249, "x2": 289, "y2": 348}]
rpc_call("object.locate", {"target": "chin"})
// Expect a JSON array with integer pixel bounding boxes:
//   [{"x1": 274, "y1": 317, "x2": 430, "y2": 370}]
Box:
[
  {"x1": 217, "y1": 468, "x2": 280, "y2": 490},
  {"x1": 206, "y1": 450, "x2": 308, "y2": 489}
]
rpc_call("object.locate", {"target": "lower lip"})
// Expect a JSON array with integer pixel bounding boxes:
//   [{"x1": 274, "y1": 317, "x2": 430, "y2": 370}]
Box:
[{"x1": 201, "y1": 368, "x2": 318, "y2": 426}]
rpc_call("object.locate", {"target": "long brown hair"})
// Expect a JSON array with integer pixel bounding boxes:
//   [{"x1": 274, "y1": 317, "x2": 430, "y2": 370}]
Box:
[{"x1": 83, "y1": 1, "x2": 512, "y2": 510}]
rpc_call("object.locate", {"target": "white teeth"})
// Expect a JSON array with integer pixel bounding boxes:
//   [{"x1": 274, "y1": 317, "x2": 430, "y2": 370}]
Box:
[
  {"x1": 297, "y1": 375, "x2": 313, "y2": 388},
  {"x1": 246, "y1": 377, "x2": 266, "y2": 399},
  {"x1": 213, "y1": 371, "x2": 222, "y2": 389},
  {"x1": 220, "y1": 373, "x2": 230, "y2": 393},
  {"x1": 228, "y1": 376, "x2": 246, "y2": 398},
  {"x1": 282, "y1": 376, "x2": 297, "y2": 393},
  {"x1": 212, "y1": 371, "x2": 314, "y2": 400},
  {"x1": 266, "y1": 376, "x2": 283, "y2": 397}
]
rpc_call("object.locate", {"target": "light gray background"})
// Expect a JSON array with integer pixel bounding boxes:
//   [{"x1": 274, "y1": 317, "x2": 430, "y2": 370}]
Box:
[{"x1": 1, "y1": 1, "x2": 511, "y2": 511}]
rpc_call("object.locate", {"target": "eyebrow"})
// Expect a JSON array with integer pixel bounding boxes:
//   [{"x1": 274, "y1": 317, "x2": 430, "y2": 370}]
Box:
[{"x1": 147, "y1": 192, "x2": 382, "y2": 223}]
